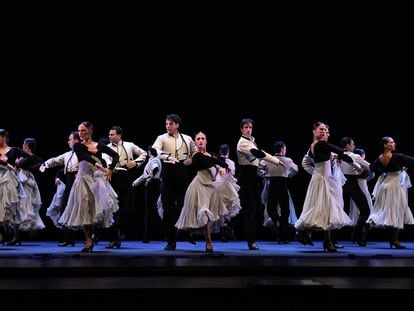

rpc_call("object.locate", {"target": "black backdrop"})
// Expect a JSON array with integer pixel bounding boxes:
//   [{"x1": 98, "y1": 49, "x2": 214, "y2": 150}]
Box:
[
  {"x1": 3, "y1": 87, "x2": 413, "y2": 241},
  {"x1": 2, "y1": 12, "x2": 413, "y2": 241}
]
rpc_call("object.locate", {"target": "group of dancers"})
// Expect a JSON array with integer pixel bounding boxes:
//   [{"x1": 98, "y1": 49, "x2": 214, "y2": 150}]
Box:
[{"x1": 1, "y1": 116, "x2": 413, "y2": 253}]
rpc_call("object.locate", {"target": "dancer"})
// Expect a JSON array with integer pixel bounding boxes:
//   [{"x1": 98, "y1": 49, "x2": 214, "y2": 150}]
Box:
[
  {"x1": 0, "y1": 129, "x2": 26, "y2": 244},
  {"x1": 40, "y1": 131, "x2": 80, "y2": 246},
  {"x1": 175, "y1": 132, "x2": 241, "y2": 252},
  {"x1": 59, "y1": 121, "x2": 120, "y2": 252},
  {"x1": 132, "y1": 146, "x2": 163, "y2": 243},
  {"x1": 11, "y1": 138, "x2": 44, "y2": 245},
  {"x1": 339, "y1": 137, "x2": 372, "y2": 246},
  {"x1": 295, "y1": 122, "x2": 353, "y2": 252},
  {"x1": 152, "y1": 114, "x2": 197, "y2": 251},
  {"x1": 260, "y1": 141, "x2": 298, "y2": 243},
  {"x1": 368, "y1": 136, "x2": 414, "y2": 249},
  {"x1": 237, "y1": 118, "x2": 283, "y2": 250},
  {"x1": 104, "y1": 126, "x2": 147, "y2": 248}
]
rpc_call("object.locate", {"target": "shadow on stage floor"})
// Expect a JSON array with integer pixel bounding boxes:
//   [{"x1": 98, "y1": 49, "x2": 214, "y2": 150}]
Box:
[{"x1": 1, "y1": 240, "x2": 413, "y2": 307}]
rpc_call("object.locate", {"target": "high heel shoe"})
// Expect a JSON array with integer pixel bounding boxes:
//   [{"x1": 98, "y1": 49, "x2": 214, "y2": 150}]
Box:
[
  {"x1": 351, "y1": 228, "x2": 368, "y2": 246},
  {"x1": 248, "y1": 242, "x2": 259, "y2": 250},
  {"x1": 389, "y1": 241, "x2": 406, "y2": 249},
  {"x1": 58, "y1": 240, "x2": 75, "y2": 247},
  {"x1": 81, "y1": 239, "x2": 94, "y2": 252},
  {"x1": 296, "y1": 231, "x2": 313, "y2": 246},
  {"x1": 105, "y1": 241, "x2": 121, "y2": 249},
  {"x1": 91, "y1": 233, "x2": 99, "y2": 245},
  {"x1": 297, "y1": 233, "x2": 314, "y2": 246},
  {"x1": 323, "y1": 242, "x2": 337, "y2": 253},
  {"x1": 205, "y1": 243, "x2": 213, "y2": 253}
]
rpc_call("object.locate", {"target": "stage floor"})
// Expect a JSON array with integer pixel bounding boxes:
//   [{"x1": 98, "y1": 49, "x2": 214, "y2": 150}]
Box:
[
  {"x1": 1, "y1": 240, "x2": 413, "y2": 307},
  {"x1": 1, "y1": 240, "x2": 413, "y2": 279},
  {"x1": 1, "y1": 239, "x2": 414, "y2": 258}
]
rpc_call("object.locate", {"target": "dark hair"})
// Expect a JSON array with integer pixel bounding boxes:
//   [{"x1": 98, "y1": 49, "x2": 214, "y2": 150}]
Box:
[
  {"x1": 110, "y1": 126, "x2": 124, "y2": 137},
  {"x1": 0, "y1": 129, "x2": 9, "y2": 143},
  {"x1": 80, "y1": 121, "x2": 94, "y2": 137},
  {"x1": 195, "y1": 131, "x2": 206, "y2": 139},
  {"x1": 380, "y1": 136, "x2": 392, "y2": 152},
  {"x1": 166, "y1": 114, "x2": 181, "y2": 124},
  {"x1": 70, "y1": 131, "x2": 80, "y2": 141},
  {"x1": 313, "y1": 121, "x2": 329, "y2": 130},
  {"x1": 219, "y1": 144, "x2": 229, "y2": 155},
  {"x1": 24, "y1": 137, "x2": 37, "y2": 154},
  {"x1": 340, "y1": 137, "x2": 353, "y2": 148},
  {"x1": 354, "y1": 148, "x2": 365, "y2": 156},
  {"x1": 240, "y1": 118, "x2": 254, "y2": 129},
  {"x1": 148, "y1": 147, "x2": 158, "y2": 157},
  {"x1": 274, "y1": 141, "x2": 286, "y2": 153}
]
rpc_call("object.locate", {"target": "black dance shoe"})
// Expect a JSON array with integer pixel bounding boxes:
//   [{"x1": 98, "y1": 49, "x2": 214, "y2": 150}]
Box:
[{"x1": 164, "y1": 242, "x2": 177, "y2": 251}]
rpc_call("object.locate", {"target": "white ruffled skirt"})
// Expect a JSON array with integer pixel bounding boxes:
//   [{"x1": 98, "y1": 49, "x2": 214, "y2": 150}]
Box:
[
  {"x1": 369, "y1": 171, "x2": 414, "y2": 229},
  {"x1": 175, "y1": 170, "x2": 241, "y2": 232},
  {"x1": 295, "y1": 160, "x2": 352, "y2": 231},
  {"x1": 59, "y1": 161, "x2": 119, "y2": 229}
]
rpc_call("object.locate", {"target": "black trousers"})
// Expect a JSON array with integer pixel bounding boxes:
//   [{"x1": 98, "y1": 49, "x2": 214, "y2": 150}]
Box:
[
  {"x1": 343, "y1": 177, "x2": 370, "y2": 229},
  {"x1": 161, "y1": 163, "x2": 190, "y2": 244},
  {"x1": 238, "y1": 166, "x2": 262, "y2": 244},
  {"x1": 109, "y1": 170, "x2": 135, "y2": 241},
  {"x1": 267, "y1": 177, "x2": 290, "y2": 240},
  {"x1": 60, "y1": 171, "x2": 77, "y2": 215}
]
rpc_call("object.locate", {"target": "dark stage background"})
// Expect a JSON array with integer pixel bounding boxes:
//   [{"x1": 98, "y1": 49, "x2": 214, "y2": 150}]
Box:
[{"x1": 3, "y1": 87, "x2": 414, "y2": 241}]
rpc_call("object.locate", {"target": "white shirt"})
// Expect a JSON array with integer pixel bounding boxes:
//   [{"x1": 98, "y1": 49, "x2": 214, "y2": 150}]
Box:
[
  {"x1": 152, "y1": 132, "x2": 197, "y2": 162},
  {"x1": 132, "y1": 157, "x2": 162, "y2": 186},
  {"x1": 44, "y1": 150, "x2": 79, "y2": 174},
  {"x1": 341, "y1": 151, "x2": 370, "y2": 175},
  {"x1": 237, "y1": 136, "x2": 259, "y2": 167},
  {"x1": 104, "y1": 140, "x2": 147, "y2": 168},
  {"x1": 265, "y1": 155, "x2": 298, "y2": 178}
]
